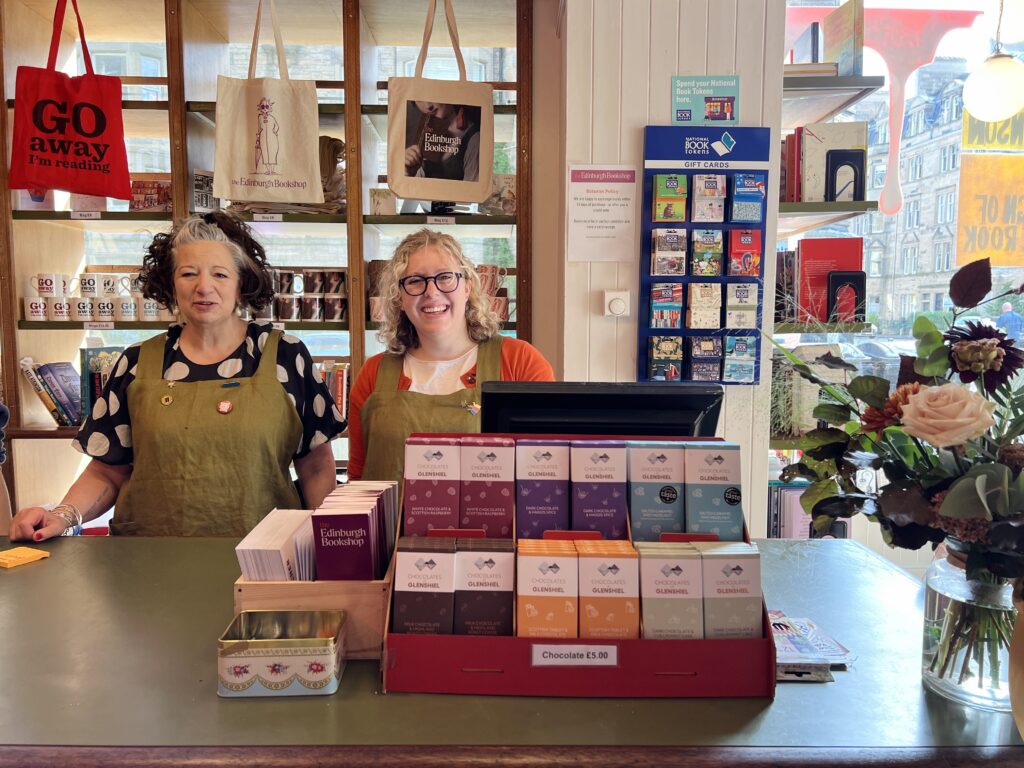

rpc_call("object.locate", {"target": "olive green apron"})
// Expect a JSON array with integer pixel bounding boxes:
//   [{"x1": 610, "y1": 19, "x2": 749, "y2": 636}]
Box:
[
  {"x1": 111, "y1": 329, "x2": 302, "y2": 536},
  {"x1": 361, "y1": 336, "x2": 503, "y2": 485}
]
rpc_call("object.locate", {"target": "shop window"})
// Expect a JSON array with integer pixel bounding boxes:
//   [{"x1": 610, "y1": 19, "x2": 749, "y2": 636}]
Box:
[
  {"x1": 868, "y1": 250, "x2": 882, "y2": 276},
  {"x1": 904, "y1": 199, "x2": 921, "y2": 230},
  {"x1": 901, "y1": 245, "x2": 919, "y2": 275},
  {"x1": 908, "y1": 154, "x2": 923, "y2": 181},
  {"x1": 93, "y1": 53, "x2": 127, "y2": 76}
]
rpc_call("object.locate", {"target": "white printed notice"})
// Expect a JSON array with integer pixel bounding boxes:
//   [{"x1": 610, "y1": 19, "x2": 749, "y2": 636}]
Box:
[{"x1": 567, "y1": 165, "x2": 638, "y2": 262}]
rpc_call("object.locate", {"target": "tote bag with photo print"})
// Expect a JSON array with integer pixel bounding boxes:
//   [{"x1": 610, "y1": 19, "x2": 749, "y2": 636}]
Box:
[
  {"x1": 8, "y1": 0, "x2": 131, "y2": 199},
  {"x1": 213, "y1": 0, "x2": 323, "y2": 204},
  {"x1": 386, "y1": 0, "x2": 494, "y2": 204}
]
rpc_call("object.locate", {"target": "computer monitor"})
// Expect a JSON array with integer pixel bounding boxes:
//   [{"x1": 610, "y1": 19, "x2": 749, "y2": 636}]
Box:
[{"x1": 481, "y1": 381, "x2": 723, "y2": 438}]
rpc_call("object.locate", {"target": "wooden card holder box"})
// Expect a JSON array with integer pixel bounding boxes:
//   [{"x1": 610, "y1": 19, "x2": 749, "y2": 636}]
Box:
[
  {"x1": 233, "y1": 554, "x2": 396, "y2": 660},
  {"x1": 381, "y1": 432, "x2": 777, "y2": 699}
]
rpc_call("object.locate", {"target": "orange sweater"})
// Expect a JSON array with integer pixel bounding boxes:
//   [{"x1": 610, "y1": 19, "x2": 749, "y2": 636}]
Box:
[{"x1": 347, "y1": 337, "x2": 554, "y2": 480}]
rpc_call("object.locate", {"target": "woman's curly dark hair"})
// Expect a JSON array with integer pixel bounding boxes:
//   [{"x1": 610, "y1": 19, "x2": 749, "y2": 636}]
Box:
[{"x1": 140, "y1": 210, "x2": 276, "y2": 312}]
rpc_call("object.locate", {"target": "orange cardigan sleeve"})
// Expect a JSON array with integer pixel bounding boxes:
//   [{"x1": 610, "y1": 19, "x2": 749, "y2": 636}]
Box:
[
  {"x1": 499, "y1": 337, "x2": 556, "y2": 382},
  {"x1": 345, "y1": 353, "x2": 384, "y2": 481}
]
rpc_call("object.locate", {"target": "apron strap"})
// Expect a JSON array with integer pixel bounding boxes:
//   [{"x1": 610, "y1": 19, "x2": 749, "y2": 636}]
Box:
[
  {"x1": 136, "y1": 334, "x2": 168, "y2": 380},
  {"x1": 475, "y1": 336, "x2": 503, "y2": 384},
  {"x1": 374, "y1": 353, "x2": 405, "y2": 392},
  {"x1": 254, "y1": 328, "x2": 282, "y2": 380}
]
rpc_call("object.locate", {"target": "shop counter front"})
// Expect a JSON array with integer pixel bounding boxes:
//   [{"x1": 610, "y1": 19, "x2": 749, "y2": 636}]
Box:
[{"x1": 1, "y1": 537, "x2": 1022, "y2": 767}]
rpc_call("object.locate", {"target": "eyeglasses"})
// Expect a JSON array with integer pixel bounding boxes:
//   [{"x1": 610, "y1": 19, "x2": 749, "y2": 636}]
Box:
[{"x1": 398, "y1": 271, "x2": 464, "y2": 296}]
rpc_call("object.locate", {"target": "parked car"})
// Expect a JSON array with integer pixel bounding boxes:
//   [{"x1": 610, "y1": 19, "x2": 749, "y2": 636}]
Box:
[{"x1": 856, "y1": 340, "x2": 900, "y2": 360}]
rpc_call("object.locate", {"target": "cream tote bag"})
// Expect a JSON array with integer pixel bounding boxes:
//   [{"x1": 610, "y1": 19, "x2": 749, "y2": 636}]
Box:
[
  {"x1": 213, "y1": 0, "x2": 324, "y2": 204},
  {"x1": 387, "y1": 0, "x2": 494, "y2": 204}
]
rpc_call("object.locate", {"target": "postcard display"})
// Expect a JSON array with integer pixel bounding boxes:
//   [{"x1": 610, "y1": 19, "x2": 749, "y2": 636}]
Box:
[{"x1": 638, "y1": 126, "x2": 771, "y2": 386}]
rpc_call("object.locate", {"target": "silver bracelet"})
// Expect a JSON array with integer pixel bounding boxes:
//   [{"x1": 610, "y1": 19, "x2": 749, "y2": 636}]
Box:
[{"x1": 52, "y1": 503, "x2": 83, "y2": 537}]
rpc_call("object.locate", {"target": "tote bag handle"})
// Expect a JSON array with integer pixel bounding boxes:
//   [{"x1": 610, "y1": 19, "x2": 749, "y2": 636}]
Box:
[
  {"x1": 413, "y1": 0, "x2": 467, "y2": 81},
  {"x1": 247, "y1": 0, "x2": 289, "y2": 80},
  {"x1": 46, "y1": 0, "x2": 94, "y2": 74}
]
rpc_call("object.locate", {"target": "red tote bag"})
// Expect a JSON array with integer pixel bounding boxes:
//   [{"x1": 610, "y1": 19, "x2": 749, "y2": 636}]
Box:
[{"x1": 8, "y1": 0, "x2": 131, "y2": 199}]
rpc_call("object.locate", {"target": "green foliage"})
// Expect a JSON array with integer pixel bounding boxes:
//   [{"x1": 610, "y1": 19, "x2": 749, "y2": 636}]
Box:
[{"x1": 847, "y1": 376, "x2": 890, "y2": 409}]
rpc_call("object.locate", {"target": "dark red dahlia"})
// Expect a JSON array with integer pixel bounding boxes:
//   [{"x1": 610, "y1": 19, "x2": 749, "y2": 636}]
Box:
[{"x1": 944, "y1": 321, "x2": 1024, "y2": 393}]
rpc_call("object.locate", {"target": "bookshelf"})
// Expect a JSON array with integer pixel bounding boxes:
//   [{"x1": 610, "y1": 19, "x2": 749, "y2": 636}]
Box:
[
  {"x1": 777, "y1": 200, "x2": 879, "y2": 238},
  {"x1": 0, "y1": 0, "x2": 532, "y2": 507},
  {"x1": 781, "y1": 75, "x2": 885, "y2": 131}
]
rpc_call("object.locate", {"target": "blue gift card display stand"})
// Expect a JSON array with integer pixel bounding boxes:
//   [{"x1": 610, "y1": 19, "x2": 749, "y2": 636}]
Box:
[{"x1": 638, "y1": 125, "x2": 771, "y2": 385}]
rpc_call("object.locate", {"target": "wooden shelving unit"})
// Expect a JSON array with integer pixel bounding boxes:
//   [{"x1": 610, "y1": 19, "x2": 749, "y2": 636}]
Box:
[{"x1": 0, "y1": 0, "x2": 531, "y2": 507}]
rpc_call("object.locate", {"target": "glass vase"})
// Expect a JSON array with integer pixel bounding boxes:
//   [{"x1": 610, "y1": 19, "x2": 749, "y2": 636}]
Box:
[{"x1": 921, "y1": 555, "x2": 1017, "y2": 712}]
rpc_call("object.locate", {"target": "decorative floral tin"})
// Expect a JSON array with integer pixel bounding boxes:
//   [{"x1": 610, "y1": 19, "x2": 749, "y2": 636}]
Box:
[{"x1": 217, "y1": 610, "x2": 346, "y2": 697}]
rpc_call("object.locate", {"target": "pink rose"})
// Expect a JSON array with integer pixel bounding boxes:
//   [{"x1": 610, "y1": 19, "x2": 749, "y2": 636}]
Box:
[{"x1": 900, "y1": 383, "x2": 995, "y2": 448}]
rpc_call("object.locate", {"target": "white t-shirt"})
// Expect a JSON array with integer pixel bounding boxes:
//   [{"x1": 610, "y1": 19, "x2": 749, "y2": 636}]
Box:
[{"x1": 404, "y1": 346, "x2": 479, "y2": 395}]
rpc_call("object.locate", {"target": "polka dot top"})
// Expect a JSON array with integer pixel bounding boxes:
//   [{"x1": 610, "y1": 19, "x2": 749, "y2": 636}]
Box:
[{"x1": 73, "y1": 321, "x2": 347, "y2": 465}]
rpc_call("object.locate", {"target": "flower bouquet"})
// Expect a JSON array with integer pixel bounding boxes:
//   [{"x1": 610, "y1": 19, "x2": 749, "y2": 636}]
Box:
[{"x1": 775, "y1": 258, "x2": 1024, "y2": 710}]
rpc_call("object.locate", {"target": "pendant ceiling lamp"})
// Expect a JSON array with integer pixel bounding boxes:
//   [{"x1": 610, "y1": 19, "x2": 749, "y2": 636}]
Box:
[{"x1": 962, "y1": 0, "x2": 1024, "y2": 123}]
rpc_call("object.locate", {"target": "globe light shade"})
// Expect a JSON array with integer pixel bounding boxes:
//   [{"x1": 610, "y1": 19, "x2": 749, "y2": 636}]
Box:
[{"x1": 962, "y1": 53, "x2": 1024, "y2": 123}]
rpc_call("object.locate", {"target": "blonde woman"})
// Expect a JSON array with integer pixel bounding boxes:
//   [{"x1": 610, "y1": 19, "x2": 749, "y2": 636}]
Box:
[{"x1": 348, "y1": 229, "x2": 553, "y2": 484}]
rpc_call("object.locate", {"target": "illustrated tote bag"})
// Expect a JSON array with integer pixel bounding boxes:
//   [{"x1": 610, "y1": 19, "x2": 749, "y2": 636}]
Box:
[
  {"x1": 213, "y1": 0, "x2": 324, "y2": 204},
  {"x1": 387, "y1": 0, "x2": 494, "y2": 204},
  {"x1": 8, "y1": 0, "x2": 131, "y2": 199}
]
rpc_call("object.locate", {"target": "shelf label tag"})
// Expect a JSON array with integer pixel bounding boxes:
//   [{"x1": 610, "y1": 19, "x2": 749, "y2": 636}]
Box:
[
  {"x1": 70, "y1": 211, "x2": 101, "y2": 220},
  {"x1": 84, "y1": 321, "x2": 114, "y2": 330},
  {"x1": 253, "y1": 213, "x2": 283, "y2": 222},
  {"x1": 271, "y1": 322, "x2": 285, "y2": 331},
  {"x1": 426, "y1": 216, "x2": 456, "y2": 225},
  {"x1": 530, "y1": 644, "x2": 618, "y2": 667}
]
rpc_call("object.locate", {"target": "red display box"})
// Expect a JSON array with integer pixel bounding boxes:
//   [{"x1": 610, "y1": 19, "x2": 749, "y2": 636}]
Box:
[
  {"x1": 382, "y1": 432, "x2": 777, "y2": 699},
  {"x1": 383, "y1": 609, "x2": 776, "y2": 698}
]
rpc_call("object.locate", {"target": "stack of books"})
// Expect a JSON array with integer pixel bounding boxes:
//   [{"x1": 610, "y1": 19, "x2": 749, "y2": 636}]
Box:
[
  {"x1": 312, "y1": 481, "x2": 399, "y2": 580},
  {"x1": 235, "y1": 508, "x2": 315, "y2": 581},
  {"x1": 19, "y1": 357, "x2": 82, "y2": 426}
]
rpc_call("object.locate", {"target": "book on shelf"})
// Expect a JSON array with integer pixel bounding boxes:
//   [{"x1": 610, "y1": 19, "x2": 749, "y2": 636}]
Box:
[
  {"x1": 800, "y1": 121, "x2": 867, "y2": 203},
  {"x1": 823, "y1": 0, "x2": 864, "y2": 77},
  {"x1": 19, "y1": 357, "x2": 65, "y2": 426},
  {"x1": 783, "y1": 62, "x2": 839, "y2": 77},
  {"x1": 775, "y1": 250, "x2": 798, "y2": 323},
  {"x1": 791, "y1": 21, "x2": 822, "y2": 64},
  {"x1": 235, "y1": 508, "x2": 315, "y2": 581},
  {"x1": 128, "y1": 178, "x2": 173, "y2": 213},
  {"x1": 316, "y1": 360, "x2": 349, "y2": 422},
  {"x1": 80, "y1": 347, "x2": 122, "y2": 420},
  {"x1": 36, "y1": 362, "x2": 82, "y2": 425},
  {"x1": 796, "y1": 238, "x2": 863, "y2": 323}
]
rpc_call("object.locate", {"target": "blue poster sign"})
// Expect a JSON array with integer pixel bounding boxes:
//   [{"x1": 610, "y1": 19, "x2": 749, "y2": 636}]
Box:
[
  {"x1": 645, "y1": 126, "x2": 771, "y2": 168},
  {"x1": 671, "y1": 76, "x2": 740, "y2": 126}
]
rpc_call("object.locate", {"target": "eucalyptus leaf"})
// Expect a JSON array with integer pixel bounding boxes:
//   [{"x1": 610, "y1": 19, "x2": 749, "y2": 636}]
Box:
[
  {"x1": 898, "y1": 355, "x2": 941, "y2": 387},
  {"x1": 800, "y1": 478, "x2": 840, "y2": 517},
  {"x1": 914, "y1": 346, "x2": 951, "y2": 377},
  {"x1": 847, "y1": 376, "x2": 890, "y2": 409},
  {"x1": 878, "y1": 518, "x2": 945, "y2": 550},
  {"x1": 939, "y1": 464, "x2": 1014, "y2": 521},
  {"x1": 879, "y1": 482, "x2": 934, "y2": 527},
  {"x1": 915, "y1": 330, "x2": 945, "y2": 358},
  {"x1": 913, "y1": 315, "x2": 940, "y2": 340},
  {"x1": 812, "y1": 403, "x2": 854, "y2": 425},
  {"x1": 948, "y1": 257, "x2": 992, "y2": 309}
]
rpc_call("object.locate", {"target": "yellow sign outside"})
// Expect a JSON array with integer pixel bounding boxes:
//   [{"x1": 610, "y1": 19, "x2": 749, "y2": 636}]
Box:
[
  {"x1": 957, "y1": 152, "x2": 1024, "y2": 266},
  {"x1": 962, "y1": 110, "x2": 1024, "y2": 152}
]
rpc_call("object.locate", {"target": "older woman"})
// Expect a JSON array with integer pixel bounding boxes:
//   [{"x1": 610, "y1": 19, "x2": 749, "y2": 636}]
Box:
[
  {"x1": 348, "y1": 229, "x2": 554, "y2": 485},
  {"x1": 10, "y1": 211, "x2": 345, "y2": 541}
]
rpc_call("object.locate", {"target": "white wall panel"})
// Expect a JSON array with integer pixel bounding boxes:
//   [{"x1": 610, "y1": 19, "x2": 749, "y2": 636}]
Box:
[{"x1": 559, "y1": 0, "x2": 785, "y2": 538}]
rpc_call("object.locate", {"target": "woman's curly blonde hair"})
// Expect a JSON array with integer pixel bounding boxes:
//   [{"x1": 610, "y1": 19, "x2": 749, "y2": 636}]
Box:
[{"x1": 377, "y1": 229, "x2": 501, "y2": 355}]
